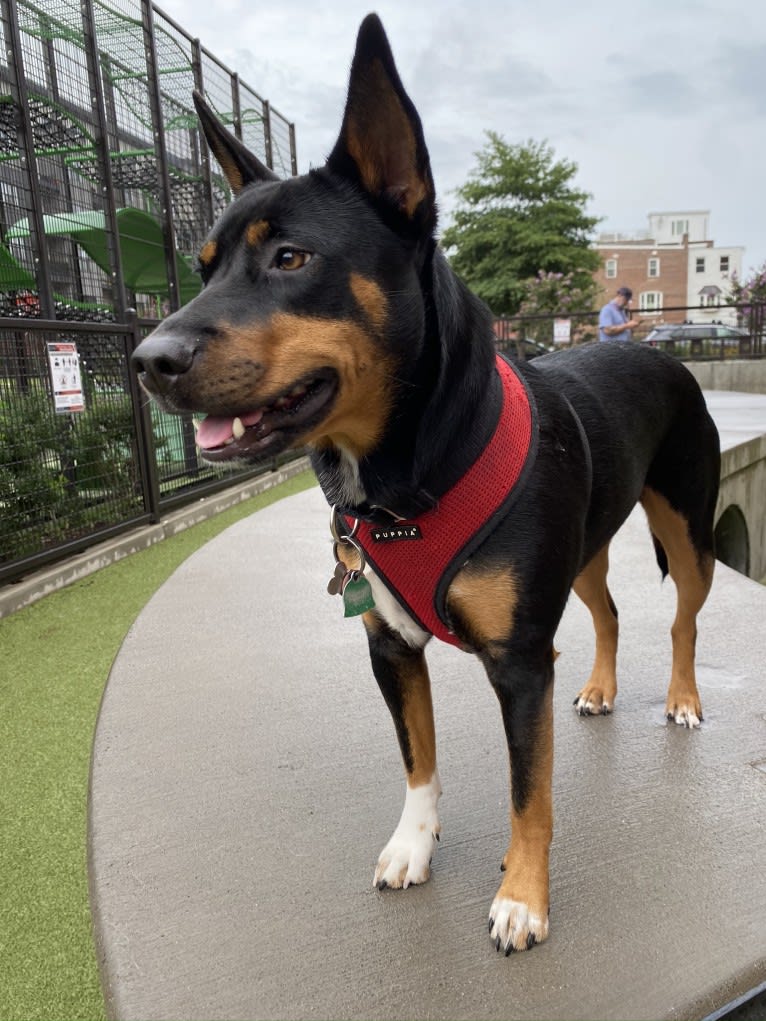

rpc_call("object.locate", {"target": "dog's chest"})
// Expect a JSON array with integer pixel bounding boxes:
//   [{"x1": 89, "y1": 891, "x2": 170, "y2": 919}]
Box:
[{"x1": 365, "y1": 566, "x2": 430, "y2": 649}]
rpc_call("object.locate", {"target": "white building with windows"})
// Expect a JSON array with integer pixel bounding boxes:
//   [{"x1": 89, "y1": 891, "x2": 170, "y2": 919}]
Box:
[
  {"x1": 594, "y1": 211, "x2": 744, "y2": 326},
  {"x1": 648, "y1": 212, "x2": 744, "y2": 322},
  {"x1": 687, "y1": 245, "x2": 743, "y2": 320}
]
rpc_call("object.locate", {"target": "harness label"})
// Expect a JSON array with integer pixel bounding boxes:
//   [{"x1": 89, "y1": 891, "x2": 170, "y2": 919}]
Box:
[{"x1": 370, "y1": 524, "x2": 423, "y2": 543}]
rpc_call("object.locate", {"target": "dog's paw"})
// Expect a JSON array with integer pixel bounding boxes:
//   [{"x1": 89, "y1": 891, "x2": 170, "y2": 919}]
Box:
[
  {"x1": 665, "y1": 698, "x2": 702, "y2": 728},
  {"x1": 573, "y1": 685, "x2": 614, "y2": 716},
  {"x1": 374, "y1": 828, "x2": 439, "y2": 889},
  {"x1": 373, "y1": 775, "x2": 441, "y2": 890},
  {"x1": 488, "y1": 896, "x2": 549, "y2": 955}
]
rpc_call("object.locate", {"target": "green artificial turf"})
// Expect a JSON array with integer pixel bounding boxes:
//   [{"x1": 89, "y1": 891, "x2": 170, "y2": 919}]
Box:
[{"x1": 0, "y1": 470, "x2": 315, "y2": 1021}]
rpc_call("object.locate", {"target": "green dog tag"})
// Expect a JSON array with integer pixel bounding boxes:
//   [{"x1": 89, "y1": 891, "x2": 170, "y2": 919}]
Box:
[{"x1": 342, "y1": 574, "x2": 375, "y2": 617}]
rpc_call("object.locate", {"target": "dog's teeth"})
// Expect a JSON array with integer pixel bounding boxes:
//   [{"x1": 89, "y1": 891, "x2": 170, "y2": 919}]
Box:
[
  {"x1": 290, "y1": 385, "x2": 307, "y2": 397},
  {"x1": 232, "y1": 416, "x2": 245, "y2": 439},
  {"x1": 274, "y1": 397, "x2": 289, "y2": 409},
  {"x1": 192, "y1": 417, "x2": 201, "y2": 433}
]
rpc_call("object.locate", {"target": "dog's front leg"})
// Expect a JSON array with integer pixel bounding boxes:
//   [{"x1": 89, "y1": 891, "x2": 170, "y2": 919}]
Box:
[
  {"x1": 363, "y1": 614, "x2": 441, "y2": 890},
  {"x1": 487, "y1": 653, "x2": 554, "y2": 953}
]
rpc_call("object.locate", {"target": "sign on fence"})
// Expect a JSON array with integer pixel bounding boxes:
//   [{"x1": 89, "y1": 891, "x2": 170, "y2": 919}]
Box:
[
  {"x1": 553, "y1": 318, "x2": 571, "y2": 345},
  {"x1": 47, "y1": 341, "x2": 85, "y2": 413}
]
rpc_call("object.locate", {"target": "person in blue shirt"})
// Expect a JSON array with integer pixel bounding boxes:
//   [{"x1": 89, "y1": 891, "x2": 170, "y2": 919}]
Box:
[{"x1": 598, "y1": 286, "x2": 641, "y2": 342}]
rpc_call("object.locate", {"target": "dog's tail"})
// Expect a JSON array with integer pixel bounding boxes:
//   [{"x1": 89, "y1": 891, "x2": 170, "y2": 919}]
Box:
[{"x1": 651, "y1": 533, "x2": 669, "y2": 580}]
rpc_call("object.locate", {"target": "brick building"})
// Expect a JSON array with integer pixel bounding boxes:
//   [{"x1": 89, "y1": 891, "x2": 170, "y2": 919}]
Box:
[{"x1": 592, "y1": 211, "x2": 744, "y2": 326}]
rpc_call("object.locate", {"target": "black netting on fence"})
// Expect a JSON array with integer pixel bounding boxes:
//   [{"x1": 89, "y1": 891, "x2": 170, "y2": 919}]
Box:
[
  {"x1": 0, "y1": 0, "x2": 301, "y2": 582},
  {"x1": 0, "y1": 0, "x2": 298, "y2": 321},
  {"x1": 0, "y1": 323, "x2": 144, "y2": 564}
]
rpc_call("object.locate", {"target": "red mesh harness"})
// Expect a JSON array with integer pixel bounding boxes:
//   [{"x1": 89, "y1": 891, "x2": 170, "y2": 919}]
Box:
[{"x1": 342, "y1": 353, "x2": 537, "y2": 647}]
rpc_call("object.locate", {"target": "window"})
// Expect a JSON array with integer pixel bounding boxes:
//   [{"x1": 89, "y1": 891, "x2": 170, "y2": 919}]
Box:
[
  {"x1": 696, "y1": 257, "x2": 705, "y2": 273},
  {"x1": 672, "y1": 219, "x2": 689, "y2": 237},
  {"x1": 720, "y1": 255, "x2": 730, "y2": 273},
  {"x1": 648, "y1": 257, "x2": 660, "y2": 278},
  {"x1": 605, "y1": 258, "x2": 617, "y2": 279},
  {"x1": 639, "y1": 291, "x2": 663, "y2": 312}
]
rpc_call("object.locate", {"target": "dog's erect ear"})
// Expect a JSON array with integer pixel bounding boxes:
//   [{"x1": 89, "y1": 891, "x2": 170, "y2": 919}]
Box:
[
  {"x1": 327, "y1": 14, "x2": 435, "y2": 231},
  {"x1": 193, "y1": 90, "x2": 279, "y2": 193}
]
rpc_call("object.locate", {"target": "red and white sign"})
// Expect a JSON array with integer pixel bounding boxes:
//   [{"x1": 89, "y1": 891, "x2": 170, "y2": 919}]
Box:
[
  {"x1": 553, "y1": 318, "x2": 571, "y2": 345},
  {"x1": 47, "y1": 341, "x2": 85, "y2": 413}
]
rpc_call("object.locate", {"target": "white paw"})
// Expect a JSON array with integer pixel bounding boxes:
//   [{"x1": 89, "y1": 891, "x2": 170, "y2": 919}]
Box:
[
  {"x1": 667, "y1": 707, "x2": 701, "y2": 728},
  {"x1": 488, "y1": 897, "x2": 548, "y2": 954},
  {"x1": 373, "y1": 773, "x2": 441, "y2": 890},
  {"x1": 573, "y1": 687, "x2": 613, "y2": 716}
]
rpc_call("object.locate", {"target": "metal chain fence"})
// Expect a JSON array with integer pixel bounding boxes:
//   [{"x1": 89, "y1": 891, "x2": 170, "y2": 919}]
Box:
[
  {"x1": 1, "y1": 0, "x2": 764, "y2": 585},
  {"x1": 0, "y1": 313, "x2": 299, "y2": 583},
  {"x1": 494, "y1": 302, "x2": 765, "y2": 360},
  {"x1": 0, "y1": 0, "x2": 300, "y2": 583}
]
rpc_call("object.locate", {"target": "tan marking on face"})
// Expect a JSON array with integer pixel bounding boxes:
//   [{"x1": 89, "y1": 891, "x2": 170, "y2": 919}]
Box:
[
  {"x1": 199, "y1": 240, "x2": 217, "y2": 266},
  {"x1": 346, "y1": 59, "x2": 428, "y2": 218},
  {"x1": 246, "y1": 219, "x2": 270, "y2": 248},
  {"x1": 206, "y1": 312, "x2": 394, "y2": 457},
  {"x1": 350, "y1": 273, "x2": 387, "y2": 333},
  {"x1": 446, "y1": 564, "x2": 518, "y2": 646}
]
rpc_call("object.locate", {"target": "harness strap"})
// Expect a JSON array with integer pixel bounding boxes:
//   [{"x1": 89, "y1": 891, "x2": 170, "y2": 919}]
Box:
[{"x1": 343, "y1": 353, "x2": 538, "y2": 647}]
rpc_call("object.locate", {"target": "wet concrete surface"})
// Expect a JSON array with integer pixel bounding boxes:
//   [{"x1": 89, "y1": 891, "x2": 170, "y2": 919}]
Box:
[{"x1": 89, "y1": 485, "x2": 766, "y2": 1020}]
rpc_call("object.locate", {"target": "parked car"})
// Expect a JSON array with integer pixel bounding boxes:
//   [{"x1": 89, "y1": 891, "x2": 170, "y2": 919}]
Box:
[
  {"x1": 497, "y1": 337, "x2": 553, "y2": 360},
  {"x1": 642, "y1": 322, "x2": 749, "y2": 357}
]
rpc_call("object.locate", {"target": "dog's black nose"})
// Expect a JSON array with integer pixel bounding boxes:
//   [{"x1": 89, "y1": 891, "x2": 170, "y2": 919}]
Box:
[{"x1": 132, "y1": 331, "x2": 196, "y2": 390}]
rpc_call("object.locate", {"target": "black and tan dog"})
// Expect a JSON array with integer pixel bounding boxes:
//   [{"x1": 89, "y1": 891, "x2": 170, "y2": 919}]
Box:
[{"x1": 133, "y1": 14, "x2": 720, "y2": 954}]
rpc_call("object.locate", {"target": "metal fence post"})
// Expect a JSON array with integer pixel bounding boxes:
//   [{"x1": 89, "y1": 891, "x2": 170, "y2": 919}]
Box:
[
  {"x1": 1, "y1": 0, "x2": 55, "y2": 318},
  {"x1": 262, "y1": 98, "x2": 273, "y2": 170},
  {"x1": 191, "y1": 37, "x2": 215, "y2": 228},
  {"x1": 80, "y1": 0, "x2": 128, "y2": 320},
  {"x1": 125, "y1": 309, "x2": 162, "y2": 522},
  {"x1": 141, "y1": 0, "x2": 182, "y2": 315},
  {"x1": 231, "y1": 71, "x2": 243, "y2": 141},
  {"x1": 288, "y1": 122, "x2": 298, "y2": 176}
]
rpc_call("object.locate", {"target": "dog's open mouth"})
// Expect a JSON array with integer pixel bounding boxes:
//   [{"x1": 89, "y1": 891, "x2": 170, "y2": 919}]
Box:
[{"x1": 194, "y1": 372, "x2": 337, "y2": 462}]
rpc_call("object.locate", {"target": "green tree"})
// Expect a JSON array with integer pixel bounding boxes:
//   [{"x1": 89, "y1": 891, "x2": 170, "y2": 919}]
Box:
[
  {"x1": 441, "y1": 133, "x2": 601, "y2": 315},
  {"x1": 727, "y1": 261, "x2": 766, "y2": 331},
  {"x1": 517, "y1": 270, "x2": 599, "y2": 346}
]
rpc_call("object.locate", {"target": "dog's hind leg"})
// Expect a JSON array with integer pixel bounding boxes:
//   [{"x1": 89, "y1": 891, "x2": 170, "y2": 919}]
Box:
[
  {"x1": 640, "y1": 487, "x2": 715, "y2": 727},
  {"x1": 572, "y1": 544, "x2": 619, "y2": 716},
  {"x1": 364, "y1": 615, "x2": 441, "y2": 889}
]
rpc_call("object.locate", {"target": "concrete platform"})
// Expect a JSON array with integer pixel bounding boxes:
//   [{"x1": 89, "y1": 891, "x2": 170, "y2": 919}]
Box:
[
  {"x1": 703, "y1": 390, "x2": 766, "y2": 450},
  {"x1": 89, "y1": 486, "x2": 766, "y2": 1021}
]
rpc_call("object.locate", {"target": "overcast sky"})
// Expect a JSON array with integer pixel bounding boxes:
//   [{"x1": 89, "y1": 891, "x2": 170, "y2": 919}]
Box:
[{"x1": 159, "y1": 0, "x2": 766, "y2": 277}]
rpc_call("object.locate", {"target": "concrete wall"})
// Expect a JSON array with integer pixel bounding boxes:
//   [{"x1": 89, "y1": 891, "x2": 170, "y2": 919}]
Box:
[
  {"x1": 715, "y1": 434, "x2": 766, "y2": 582},
  {"x1": 683, "y1": 359, "x2": 766, "y2": 395},
  {"x1": 685, "y1": 362, "x2": 765, "y2": 580}
]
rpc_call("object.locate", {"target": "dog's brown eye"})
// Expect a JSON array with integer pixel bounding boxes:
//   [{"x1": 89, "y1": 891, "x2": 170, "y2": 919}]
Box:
[{"x1": 275, "y1": 248, "x2": 311, "y2": 271}]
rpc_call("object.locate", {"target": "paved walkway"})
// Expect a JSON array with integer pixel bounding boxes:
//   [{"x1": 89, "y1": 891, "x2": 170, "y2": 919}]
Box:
[
  {"x1": 703, "y1": 390, "x2": 766, "y2": 450},
  {"x1": 90, "y1": 478, "x2": 766, "y2": 1019}
]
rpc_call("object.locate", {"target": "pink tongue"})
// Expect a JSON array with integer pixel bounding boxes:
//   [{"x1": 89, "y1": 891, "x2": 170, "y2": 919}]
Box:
[{"x1": 195, "y1": 410, "x2": 263, "y2": 450}]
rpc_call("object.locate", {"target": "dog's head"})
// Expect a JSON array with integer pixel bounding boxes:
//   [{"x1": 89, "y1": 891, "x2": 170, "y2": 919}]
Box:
[{"x1": 132, "y1": 15, "x2": 438, "y2": 470}]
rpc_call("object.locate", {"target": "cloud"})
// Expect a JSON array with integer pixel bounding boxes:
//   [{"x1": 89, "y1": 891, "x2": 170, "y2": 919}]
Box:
[
  {"x1": 620, "y1": 71, "x2": 701, "y2": 117},
  {"x1": 714, "y1": 42, "x2": 766, "y2": 116},
  {"x1": 156, "y1": 0, "x2": 766, "y2": 272}
]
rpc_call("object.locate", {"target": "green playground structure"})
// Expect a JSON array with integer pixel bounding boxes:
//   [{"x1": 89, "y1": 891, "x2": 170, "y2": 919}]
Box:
[
  {"x1": 0, "y1": 0, "x2": 301, "y2": 587},
  {"x1": 0, "y1": 0, "x2": 297, "y2": 321}
]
